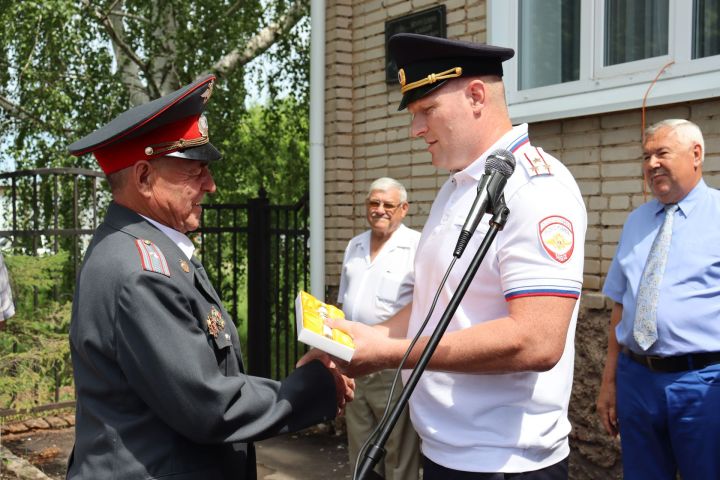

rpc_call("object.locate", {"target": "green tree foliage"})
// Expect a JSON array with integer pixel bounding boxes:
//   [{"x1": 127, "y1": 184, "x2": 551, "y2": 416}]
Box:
[
  {"x1": 0, "y1": 251, "x2": 73, "y2": 410},
  {"x1": 215, "y1": 96, "x2": 309, "y2": 203},
  {"x1": 0, "y1": 0, "x2": 310, "y2": 201}
]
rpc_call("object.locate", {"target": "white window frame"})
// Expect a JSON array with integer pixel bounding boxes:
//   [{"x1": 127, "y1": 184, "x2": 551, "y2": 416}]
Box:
[{"x1": 488, "y1": 0, "x2": 720, "y2": 124}]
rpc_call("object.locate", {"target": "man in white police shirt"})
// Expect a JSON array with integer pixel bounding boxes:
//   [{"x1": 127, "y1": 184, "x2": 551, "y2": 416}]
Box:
[{"x1": 303, "y1": 34, "x2": 587, "y2": 479}]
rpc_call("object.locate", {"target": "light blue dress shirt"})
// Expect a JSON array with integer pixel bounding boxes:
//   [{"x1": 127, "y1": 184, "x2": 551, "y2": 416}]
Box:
[{"x1": 603, "y1": 179, "x2": 720, "y2": 355}]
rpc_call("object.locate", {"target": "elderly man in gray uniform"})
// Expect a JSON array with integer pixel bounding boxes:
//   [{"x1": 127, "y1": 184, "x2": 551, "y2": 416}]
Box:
[{"x1": 66, "y1": 74, "x2": 353, "y2": 480}]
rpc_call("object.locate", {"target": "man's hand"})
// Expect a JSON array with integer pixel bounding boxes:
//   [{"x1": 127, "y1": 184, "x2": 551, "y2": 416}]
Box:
[
  {"x1": 596, "y1": 374, "x2": 619, "y2": 437},
  {"x1": 597, "y1": 302, "x2": 623, "y2": 438},
  {"x1": 298, "y1": 350, "x2": 355, "y2": 415},
  {"x1": 325, "y1": 317, "x2": 404, "y2": 377}
]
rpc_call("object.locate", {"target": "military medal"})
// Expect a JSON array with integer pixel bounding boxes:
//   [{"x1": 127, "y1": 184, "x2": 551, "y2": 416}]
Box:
[{"x1": 206, "y1": 306, "x2": 225, "y2": 338}]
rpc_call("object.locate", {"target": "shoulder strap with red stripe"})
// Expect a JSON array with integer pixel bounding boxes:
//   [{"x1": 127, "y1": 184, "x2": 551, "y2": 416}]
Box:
[{"x1": 134, "y1": 239, "x2": 171, "y2": 277}]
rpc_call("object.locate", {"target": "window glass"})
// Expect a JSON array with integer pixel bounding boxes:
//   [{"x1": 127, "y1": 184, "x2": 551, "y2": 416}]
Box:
[
  {"x1": 518, "y1": 0, "x2": 581, "y2": 90},
  {"x1": 604, "y1": 0, "x2": 669, "y2": 66},
  {"x1": 693, "y1": 0, "x2": 720, "y2": 58}
]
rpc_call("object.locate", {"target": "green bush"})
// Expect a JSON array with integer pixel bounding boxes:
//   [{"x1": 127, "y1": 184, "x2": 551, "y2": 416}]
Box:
[{"x1": 0, "y1": 251, "x2": 73, "y2": 411}]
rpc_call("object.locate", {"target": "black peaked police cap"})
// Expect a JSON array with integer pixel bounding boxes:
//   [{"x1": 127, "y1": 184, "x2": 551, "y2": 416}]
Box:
[
  {"x1": 68, "y1": 75, "x2": 221, "y2": 174},
  {"x1": 388, "y1": 33, "x2": 515, "y2": 110}
]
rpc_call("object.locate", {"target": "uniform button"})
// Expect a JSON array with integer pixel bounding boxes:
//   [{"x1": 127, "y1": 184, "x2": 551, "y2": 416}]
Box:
[{"x1": 225, "y1": 333, "x2": 230, "y2": 340}]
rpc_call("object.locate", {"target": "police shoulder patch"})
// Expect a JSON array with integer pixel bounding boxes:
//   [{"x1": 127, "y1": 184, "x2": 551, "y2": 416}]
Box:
[
  {"x1": 134, "y1": 238, "x2": 171, "y2": 276},
  {"x1": 538, "y1": 215, "x2": 574, "y2": 263}
]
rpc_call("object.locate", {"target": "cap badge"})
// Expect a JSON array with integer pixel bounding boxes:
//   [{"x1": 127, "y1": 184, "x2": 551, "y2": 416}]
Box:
[
  {"x1": 201, "y1": 80, "x2": 214, "y2": 104},
  {"x1": 206, "y1": 306, "x2": 225, "y2": 338},
  {"x1": 397, "y1": 68, "x2": 406, "y2": 87},
  {"x1": 538, "y1": 215, "x2": 575, "y2": 264},
  {"x1": 198, "y1": 114, "x2": 209, "y2": 137}
]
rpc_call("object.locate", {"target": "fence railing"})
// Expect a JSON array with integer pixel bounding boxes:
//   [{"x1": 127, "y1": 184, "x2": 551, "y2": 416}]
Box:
[{"x1": 0, "y1": 169, "x2": 310, "y2": 416}]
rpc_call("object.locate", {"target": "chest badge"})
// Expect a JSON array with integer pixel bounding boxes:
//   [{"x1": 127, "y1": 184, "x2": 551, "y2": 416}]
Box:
[
  {"x1": 206, "y1": 306, "x2": 225, "y2": 338},
  {"x1": 538, "y1": 215, "x2": 575, "y2": 263}
]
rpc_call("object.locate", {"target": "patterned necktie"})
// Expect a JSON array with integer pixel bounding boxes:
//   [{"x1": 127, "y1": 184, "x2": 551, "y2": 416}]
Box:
[{"x1": 633, "y1": 203, "x2": 679, "y2": 350}]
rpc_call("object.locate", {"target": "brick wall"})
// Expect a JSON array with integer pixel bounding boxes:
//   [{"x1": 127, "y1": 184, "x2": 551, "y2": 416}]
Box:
[{"x1": 323, "y1": 0, "x2": 720, "y2": 303}]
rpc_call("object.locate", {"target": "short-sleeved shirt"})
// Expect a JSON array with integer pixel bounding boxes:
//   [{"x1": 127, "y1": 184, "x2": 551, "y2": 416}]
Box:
[
  {"x1": 0, "y1": 253, "x2": 15, "y2": 321},
  {"x1": 338, "y1": 224, "x2": 420, "y2": 325},
  {"x1": 404, "y1": 124, "x2": 587, "y2": 473},
  {"x1": 603, "y1": 179, "x2": 720, "y2": 355}
]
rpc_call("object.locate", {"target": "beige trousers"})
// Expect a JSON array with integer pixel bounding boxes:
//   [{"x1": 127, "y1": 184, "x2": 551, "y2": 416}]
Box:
[{"x1": 346, "y1": 369, "x2": 421, "y2": 479}]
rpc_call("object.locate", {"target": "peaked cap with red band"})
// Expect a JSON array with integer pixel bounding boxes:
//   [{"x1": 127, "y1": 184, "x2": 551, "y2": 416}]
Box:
[
  {"x1": 68, "y1": 74, "x2": 220, "y2": 174},
  {"x1": 388, "y1": 33, "x2": 514, "y2": 110}
]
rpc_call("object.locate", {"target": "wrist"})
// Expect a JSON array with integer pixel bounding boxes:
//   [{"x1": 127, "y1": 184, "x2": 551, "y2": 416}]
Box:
[{"x1": 380, "y1": 337, "x2": 410, "y2": 369}]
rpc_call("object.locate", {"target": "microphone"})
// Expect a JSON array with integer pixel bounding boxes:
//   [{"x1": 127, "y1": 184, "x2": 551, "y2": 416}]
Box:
[{"x1": 453, "y1": 149, "x2": 516, "y2": 258}]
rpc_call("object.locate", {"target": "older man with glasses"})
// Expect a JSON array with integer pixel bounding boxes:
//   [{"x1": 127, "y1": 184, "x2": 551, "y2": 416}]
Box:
[{"x1": 337, "y1": 177, "x2": 421, "y2": 480}]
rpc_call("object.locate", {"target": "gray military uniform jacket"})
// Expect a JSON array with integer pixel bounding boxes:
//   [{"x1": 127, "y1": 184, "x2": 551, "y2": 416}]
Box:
[{"x1": 67, "y1": 202, "x2": 336, "y2": 480}]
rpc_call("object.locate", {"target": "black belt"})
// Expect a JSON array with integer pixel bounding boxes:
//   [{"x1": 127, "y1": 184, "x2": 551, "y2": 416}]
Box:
[{"x1": 623, "y1": 347, "x2": 720, "y2": 373}]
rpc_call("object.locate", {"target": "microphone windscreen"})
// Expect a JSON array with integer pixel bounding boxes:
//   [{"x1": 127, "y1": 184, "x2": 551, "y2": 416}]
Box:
[{"x1": 485, "y1": 149, "x2": 516, "y2": 177}]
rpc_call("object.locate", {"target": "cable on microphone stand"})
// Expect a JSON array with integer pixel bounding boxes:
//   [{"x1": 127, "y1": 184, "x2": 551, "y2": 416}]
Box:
[{"x1": 353, "y1": 197, "x2": 511, "y2": 480}]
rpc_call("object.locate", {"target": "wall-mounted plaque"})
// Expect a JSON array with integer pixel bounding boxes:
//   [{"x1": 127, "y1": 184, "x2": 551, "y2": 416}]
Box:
[{"x1": 385, "y1": 6, "x2": 447, "y2": 84}]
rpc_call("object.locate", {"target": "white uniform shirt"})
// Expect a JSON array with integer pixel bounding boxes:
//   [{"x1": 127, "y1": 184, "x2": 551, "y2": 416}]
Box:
[
  {"x1": 142, "y1": 215, "x2": 196, "y2": 259},
  {"x1": 404, "y1": 124, "x2": 587, "y2": 472},
  {"x1": 338, "y1": 224, "x2": 420, "y2": 325}
]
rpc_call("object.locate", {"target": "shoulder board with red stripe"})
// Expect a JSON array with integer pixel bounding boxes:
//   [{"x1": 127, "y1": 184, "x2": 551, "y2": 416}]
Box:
[
  {"x1": 520, "y1": 147, "x2": 553, "y2": 177},
  {"x1": 134, "y1": 239, "x2": 171, "y2": 277}
]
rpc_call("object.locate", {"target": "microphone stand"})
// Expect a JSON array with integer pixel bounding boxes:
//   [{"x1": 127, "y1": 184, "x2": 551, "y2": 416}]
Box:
[{"x1": 356, "y1": 202, "x2": 511, "y2": 480}]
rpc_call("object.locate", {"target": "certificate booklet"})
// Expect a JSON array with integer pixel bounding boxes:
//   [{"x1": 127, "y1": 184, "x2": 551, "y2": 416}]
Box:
[{"x1": 295, "y1": 291, "x2": 355, "y2": 361}]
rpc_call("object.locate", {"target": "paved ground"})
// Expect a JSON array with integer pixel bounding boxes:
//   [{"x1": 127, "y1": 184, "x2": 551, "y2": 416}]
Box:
[{"x1": 1, "y1": 423, "x2": 351, "y2": 479}]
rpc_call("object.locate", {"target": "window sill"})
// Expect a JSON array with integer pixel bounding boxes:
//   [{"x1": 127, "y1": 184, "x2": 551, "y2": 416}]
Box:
[{"x1": 507, "y1": 68, "x2": 720, "y2": 124}]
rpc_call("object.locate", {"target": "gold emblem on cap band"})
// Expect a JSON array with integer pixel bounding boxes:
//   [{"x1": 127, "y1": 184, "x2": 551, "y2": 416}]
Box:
[
  {"x1": 400, "y1": 66, "x2": 463, "y2": 94},
  {"x1": 144, "y1": 116, "x2": 210, "y2": 156}
]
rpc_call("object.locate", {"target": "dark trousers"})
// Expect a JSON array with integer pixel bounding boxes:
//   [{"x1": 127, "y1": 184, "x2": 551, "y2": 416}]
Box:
[{"x1": 422, "y1": 456, "x2": 568, "y2": 480}]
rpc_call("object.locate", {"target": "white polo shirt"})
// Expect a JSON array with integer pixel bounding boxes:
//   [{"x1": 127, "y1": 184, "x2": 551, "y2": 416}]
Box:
[
  {"x1": 405, "y1": 124, "x2": 587, "y2": 473},
  {"x1": 338, "y1": 224, "x2": 421, "y2": 325}
]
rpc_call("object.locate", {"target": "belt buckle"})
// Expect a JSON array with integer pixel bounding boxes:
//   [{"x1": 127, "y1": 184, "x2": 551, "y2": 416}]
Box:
[{"x1": 645, "y1": 355, "x2": 664, "y2": 371}]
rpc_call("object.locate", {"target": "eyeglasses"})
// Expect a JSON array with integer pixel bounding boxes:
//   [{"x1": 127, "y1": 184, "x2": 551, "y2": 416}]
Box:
[{"x1": 367, "y1": 199, "x2": 402, "y2": 213}]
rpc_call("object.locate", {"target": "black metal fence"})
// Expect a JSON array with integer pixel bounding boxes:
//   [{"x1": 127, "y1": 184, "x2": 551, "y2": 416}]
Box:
[
  {"x1": 0, "y1": 168, "x2": 310, "y2": 414},
  {"x1": 196, "y1": 189, "x2": 310, "y2": 378},
  {"x1": 0, "y1": 167, "x2": 108, "y2": 279}
]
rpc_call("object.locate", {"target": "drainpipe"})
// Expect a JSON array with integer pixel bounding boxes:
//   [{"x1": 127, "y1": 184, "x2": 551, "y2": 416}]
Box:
[{"x1": 309, "y1": 0, "x2": 325, "y2": 299}]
